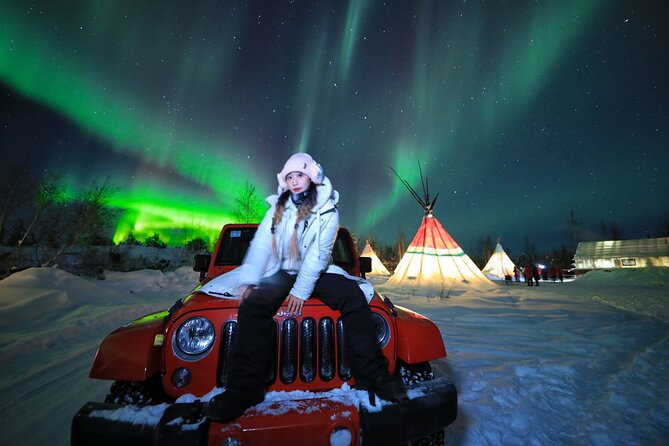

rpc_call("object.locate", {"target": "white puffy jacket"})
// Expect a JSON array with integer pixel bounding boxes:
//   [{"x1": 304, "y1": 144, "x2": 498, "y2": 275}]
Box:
[{"x1": 200, "y1": 176, "x2": 374, "y2": 302}]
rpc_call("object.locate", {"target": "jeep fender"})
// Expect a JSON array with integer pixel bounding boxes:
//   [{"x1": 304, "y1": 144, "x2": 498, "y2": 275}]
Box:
[
  {"x1": 90, "y1": 316, "x2": 165, "y2": 381},
  {"x1": 394, "y1": 305, "x2": 447, "y2": 364}
]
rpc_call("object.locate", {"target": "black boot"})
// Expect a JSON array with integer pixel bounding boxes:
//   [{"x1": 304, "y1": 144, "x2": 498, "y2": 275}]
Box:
[
  {"x1": 357, "y1": 373, "x2": 408, "y2": 406},
  {"x1": 205, "y1": 387, "x2": 265, "y2": 422}
]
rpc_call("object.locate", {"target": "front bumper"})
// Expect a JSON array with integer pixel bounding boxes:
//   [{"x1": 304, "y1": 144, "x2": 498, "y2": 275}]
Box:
[
  {"x1": 360, "y1": 377, "x2": 458, "y2": 446},
  {"x1": 72, "y1": 377, "x2": 457, "y2": 446}
]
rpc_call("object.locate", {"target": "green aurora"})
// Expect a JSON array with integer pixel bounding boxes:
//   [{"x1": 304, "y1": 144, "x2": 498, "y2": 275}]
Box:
[{"x1": 2, "y1": 0, "x2": 666, "y2": 251}]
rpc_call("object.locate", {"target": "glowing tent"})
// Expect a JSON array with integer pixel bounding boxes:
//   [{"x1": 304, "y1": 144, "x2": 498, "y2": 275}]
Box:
[
  {"x1": 482, "y1": 242, "x2": 517, "y2": 280},
  {"x1": 360, "y1": 241, "x2": 391, "y2": 276},
  {"x1": 379, "y1": 165, "x2": 494, "y2": 296}
]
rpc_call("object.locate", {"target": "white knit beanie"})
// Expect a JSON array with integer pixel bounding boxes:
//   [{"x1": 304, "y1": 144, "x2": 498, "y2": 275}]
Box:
[{"x1": 277, "y1": 153, "x2": 324, "y2": 190}]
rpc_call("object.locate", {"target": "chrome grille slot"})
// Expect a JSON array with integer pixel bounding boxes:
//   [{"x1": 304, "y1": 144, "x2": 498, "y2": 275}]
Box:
[
  {"x1": 280, "y1": 318, "x2": 298, "y2": 384},
  {"x1": 337, "y1": 318, "x2": 351, "y2": 381},
  {"x1": 300, "y1": 318, "x2": 316, "y2": 383},
  {"x1": 217, "y1": 321, "x2": 236, "y2": 387},
  {"x1": 319, "y1": 317, "x2": 335, "y2": 381}
]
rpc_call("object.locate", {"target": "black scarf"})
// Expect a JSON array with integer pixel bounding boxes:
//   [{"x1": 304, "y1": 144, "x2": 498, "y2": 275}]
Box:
[{"x1": 290, "y1": 190, "x2": 310, "y2": 206}]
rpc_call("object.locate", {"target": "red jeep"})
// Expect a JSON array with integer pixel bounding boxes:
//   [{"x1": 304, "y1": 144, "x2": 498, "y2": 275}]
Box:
[{"x1": 72, "y1": 224, "x2": 457, "y2": 445}]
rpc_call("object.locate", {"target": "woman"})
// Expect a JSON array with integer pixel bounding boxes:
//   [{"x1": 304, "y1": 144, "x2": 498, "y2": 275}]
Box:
[{"x1": 206, "y1": 152, "x2": 407, "y2": 422}]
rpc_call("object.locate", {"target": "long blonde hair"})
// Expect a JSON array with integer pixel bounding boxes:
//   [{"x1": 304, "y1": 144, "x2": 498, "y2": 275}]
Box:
[{"x1": 271, "y1": 183, "x2": 318, "y2": 261}]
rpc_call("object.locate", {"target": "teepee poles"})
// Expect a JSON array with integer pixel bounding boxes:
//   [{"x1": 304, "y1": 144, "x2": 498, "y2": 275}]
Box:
[{"x1": 390, "y1": 162, "x2": 439, "y2": 215}]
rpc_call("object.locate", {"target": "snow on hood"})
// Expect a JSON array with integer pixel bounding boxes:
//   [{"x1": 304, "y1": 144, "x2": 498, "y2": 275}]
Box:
[{"x1": 87, "y1": 383, "x2": 426, "y2": 426}]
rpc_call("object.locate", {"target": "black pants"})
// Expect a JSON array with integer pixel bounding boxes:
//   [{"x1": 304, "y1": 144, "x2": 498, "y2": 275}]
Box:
[{"x1": 228, "y1": 271, "x2": 388, "y2": 390}]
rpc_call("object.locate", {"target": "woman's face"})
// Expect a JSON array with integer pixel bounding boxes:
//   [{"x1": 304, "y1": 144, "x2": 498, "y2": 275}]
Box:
[{"x1": 285, "y1": 171, "x2": 311, "y2": 193}]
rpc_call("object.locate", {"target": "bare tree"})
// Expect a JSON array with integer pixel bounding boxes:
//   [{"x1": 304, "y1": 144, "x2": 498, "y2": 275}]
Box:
[
  {"x1": 181, "y1": 225, "x2": 194, "y2": 248},
  {"x1": 523, "y1": 236, "x2": 539, "y2": 263},
  {"x1": 379, "y1": 243, "x2": 398, "y2": 269},
  {"x1": 657, "y1": 213, "x2": 669, "y2": 237},
  {"x1": 43, "y1": 180, "x2": 116, "y2": 266},
  {"x1": 567, "y1": 210, "x2": 581, "y2": 249},
  {"x1": 0, "y1": 165, "x2": 33, "y2": 244},
  {"x1": 396, "y1": 227, "x2": 406, "y2": 260},
  {"x1": 599, "y1": 220, "x2": 608, "y2": 239},
  {"x1": 599, "y1": 220, "x2": 625, "y2": 240},
  {"x1": 477, "y1": 235, "x2": 495, "y2": 268},
  {"x1": 17, "y1": 173, "x2": 64, "y2": 250},
  {"x1": 186, "y1": 236, "x2": 210, "y2": 253},
  {"x1": 233, "y1": 182, "x2": 264, "y2": 224},
  {"x1": 609, "y1": 222, "x2": 625, "y2": 240}
]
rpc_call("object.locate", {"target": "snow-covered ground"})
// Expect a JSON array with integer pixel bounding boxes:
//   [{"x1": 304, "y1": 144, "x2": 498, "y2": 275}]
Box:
[{"x1": 1, "y1": 266, "x2": 668, "y2": 445}]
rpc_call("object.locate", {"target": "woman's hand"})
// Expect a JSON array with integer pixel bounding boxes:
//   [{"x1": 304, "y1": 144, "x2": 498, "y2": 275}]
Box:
[{"x1": 285, "y1": 294, "x2": 304, "y2": 316}]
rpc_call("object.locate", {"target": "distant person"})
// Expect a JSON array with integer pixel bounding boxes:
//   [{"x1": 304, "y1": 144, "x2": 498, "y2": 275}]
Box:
[
  {"x1": 556, "y1": 264, "x2": 564, "y2": 282},
  {"x1": 513, "y1": 266, "x2": 520, "y2": 282},
  {"x1": 532, "y1": 264, "x2": 540, "y2": 286},
  {"x1": 524, "y1": 265, "x2": 533, "y2": 286},
  {"x1": 504, "y1": 273, "x2": 512, "y2": 285},
  {"x1": 549, "y1": 265, "x2": 557, "y2": 282},
  {"x1": 541, "y1": 266, "x2": 548, "y2": 281}
]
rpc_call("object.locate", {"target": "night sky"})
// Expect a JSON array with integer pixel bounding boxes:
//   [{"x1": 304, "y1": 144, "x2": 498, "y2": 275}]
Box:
[{"x1": 1, "y1": 0, "x2": 667, "y2": 256}]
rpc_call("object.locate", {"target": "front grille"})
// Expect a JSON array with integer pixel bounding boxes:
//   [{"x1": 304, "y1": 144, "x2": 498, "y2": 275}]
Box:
[{"x1": 217, "y1": 317, "x2": 351, "y2": 387}]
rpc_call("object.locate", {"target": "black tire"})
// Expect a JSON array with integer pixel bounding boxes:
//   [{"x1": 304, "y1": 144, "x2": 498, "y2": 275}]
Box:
[
  {"x1": 104, "y1": 376, "x2": 168, "y2": 406},
  {"x1": 397, "y1": 360, "x2": 434, "y2": 385},
  {"x1": 396, "y1": 361, "x2": 445, "y2": 446},
  {"x1": 409, "y1": 430, "x2": 444, "y2": 446}
]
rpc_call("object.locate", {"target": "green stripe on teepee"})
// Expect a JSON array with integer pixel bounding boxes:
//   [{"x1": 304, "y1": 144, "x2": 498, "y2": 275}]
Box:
[{"x1": 405, "y1": 250, "x2": 466, "y2": 257}]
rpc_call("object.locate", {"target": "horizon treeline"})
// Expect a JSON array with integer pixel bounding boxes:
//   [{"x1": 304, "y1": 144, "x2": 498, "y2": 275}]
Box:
[
  {"x1": 2, "y1": 166, "x2": 667, "y2": 273},
  {"x1": 356, "y1": 209, "x2": 669, "y2": 271},
  {"x1": 0, "y1": 167, "x2": 269, "y2": 253}
]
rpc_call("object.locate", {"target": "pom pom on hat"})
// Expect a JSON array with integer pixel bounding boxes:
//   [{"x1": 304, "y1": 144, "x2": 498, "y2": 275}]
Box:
[{"x1": 277, "y1": 153, "x2": 324, "y2": 190}]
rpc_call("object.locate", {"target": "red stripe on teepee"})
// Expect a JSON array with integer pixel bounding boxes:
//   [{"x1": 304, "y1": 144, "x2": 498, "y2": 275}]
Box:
[{"x1": 408, "y1": 215, "x2": 461, "y2": 250}]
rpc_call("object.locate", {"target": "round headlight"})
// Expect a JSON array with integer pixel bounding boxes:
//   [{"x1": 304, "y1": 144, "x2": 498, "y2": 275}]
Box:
[
  {"x1": 371, "y1": 312, "x2": 390, "y2": 348},
  {"x1": 175, "y1": 317, "x2": 215, "y2": 357}
]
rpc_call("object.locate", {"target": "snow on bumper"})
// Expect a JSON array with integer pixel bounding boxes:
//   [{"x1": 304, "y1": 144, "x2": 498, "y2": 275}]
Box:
[{"x1": 71, "y1": 378, "x2": 457, "y2": 445}]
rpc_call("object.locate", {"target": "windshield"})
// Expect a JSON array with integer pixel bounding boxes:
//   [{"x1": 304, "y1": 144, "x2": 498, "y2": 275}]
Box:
[{"x1": 213, "y1": 227, "x2": 354, "y2": 268}]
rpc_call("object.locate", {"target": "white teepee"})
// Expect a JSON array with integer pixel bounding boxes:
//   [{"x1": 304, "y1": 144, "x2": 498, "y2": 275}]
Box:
[
  {"x1": 379, "y1": 165, "x2": 495, "y2": 295},
  {"x1": 360, "y1": 241, "x2": 391, "y2": 276},
  {"x1": 482, "y1": 242, "x2": 517, "y2": 280}
]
